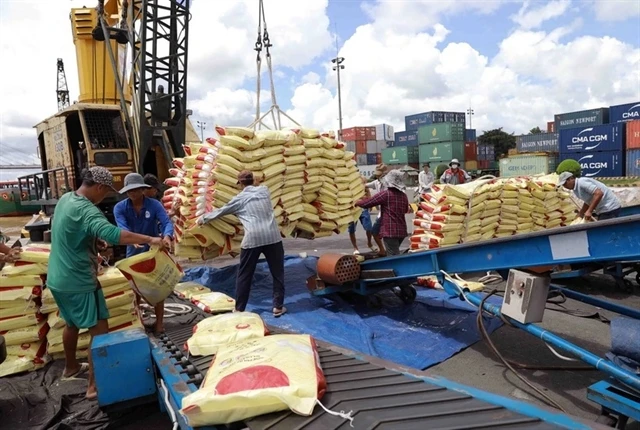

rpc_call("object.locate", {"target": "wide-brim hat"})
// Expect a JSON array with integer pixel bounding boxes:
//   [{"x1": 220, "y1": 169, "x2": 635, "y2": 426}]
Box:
[
  {"x1": 449, "y1": 159, "x2": 460, "y2": 167},
  {"x1": 120, "y1": 173, "x2": 151, "y2": 194},
  {"x1": 384, "y1": 169, "x2": 406, "y2": 191}
]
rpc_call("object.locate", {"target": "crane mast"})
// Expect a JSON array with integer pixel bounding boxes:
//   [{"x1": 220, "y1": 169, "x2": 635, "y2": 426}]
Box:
[{"x1": 56, "y1": 59, "x2": 71, "y2": 112}]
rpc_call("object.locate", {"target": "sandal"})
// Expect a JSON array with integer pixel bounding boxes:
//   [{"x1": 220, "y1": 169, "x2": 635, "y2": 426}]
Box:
[
  {"x1": 273, "y1": 306, "x2": 287, "y2": 318},
  {"x1": 61, "y1": 362, "x2": 89, "y2": 381}
]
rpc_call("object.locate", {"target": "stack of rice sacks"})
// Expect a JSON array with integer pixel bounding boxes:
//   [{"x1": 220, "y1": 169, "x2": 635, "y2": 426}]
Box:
[
  {"x1": 0, "y1": 245, "x2": 50, "y2": 376},
  {"x1": 43, "y1": 266, "x2": 141, "y2": 361},
  {"x1": 164, "y1": 127, "x2": 366, "y2": 261},
  {"x1": 409, "y1": 173, "x2": 578, "y2": 251}
]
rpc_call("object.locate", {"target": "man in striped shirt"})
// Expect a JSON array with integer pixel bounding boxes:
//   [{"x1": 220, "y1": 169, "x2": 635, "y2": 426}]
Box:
[{"x1": 198, "y1": 171, "x2": 286, "y2": 317}]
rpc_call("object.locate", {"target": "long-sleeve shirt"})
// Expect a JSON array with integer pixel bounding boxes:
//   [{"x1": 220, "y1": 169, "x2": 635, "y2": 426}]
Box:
[
  {"x1": 356, "y1": 188, "x2": 408, "y2": 238},
  {"x1": 365, "y1": 179, "x2": 386, "y2": 219},
  {"x1": 418, "y1": 171, "x2": 435, "y2": 192},
  {"x1": 440, "y1": 168, "x2": 471, "y2": 185},
  {"x1": 114, "y1": 196, "x2": 174, "y2": 257},
  {"x1": 201, "y1": 185, "x2": 281, "y2": 249}
]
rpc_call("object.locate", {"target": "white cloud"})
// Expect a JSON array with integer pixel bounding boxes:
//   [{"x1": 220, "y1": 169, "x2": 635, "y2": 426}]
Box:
[
  {"x1": 511, "y1": 0, "x2": 572, "y2": 29},
  {"x1": 591, "y1": 0, "x2": 640, "y2": 21}
]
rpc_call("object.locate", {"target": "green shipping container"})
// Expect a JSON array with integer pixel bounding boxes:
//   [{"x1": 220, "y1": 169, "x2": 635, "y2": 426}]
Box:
[
  {"x1": 419, "y1": 142, "x2": 465, "y2": 163},
  {"x1": 498, "y1": 155, "x2": 558, "y2": 178},
  {"x1": 418, "y1": 122, "x2": 465, "y2": 143},
  {"x1": 381, "y1": 147, "x2": 419, "y2": 165}
]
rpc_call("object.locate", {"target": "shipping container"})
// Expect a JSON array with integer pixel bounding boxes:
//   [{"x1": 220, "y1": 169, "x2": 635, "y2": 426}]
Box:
[
  {"x1": 559, "y1": 151, "x2": 624, "y2": 178},
  {"x1": 559, "y1": 123, "x2": 624, "y2": 154},
  {"x1": 609, "y1": 101, "x2": 640, "y2": 123},
  {"x1": 465, "y1": 160, "x2": 478, "y2": 171},
  {"x1": 516, "y1": 132, "x2": 559, "y2": 153},
  {"x1": 547, "y1": 121, "x2": 555, "y2": 133},
  {"x1": 355, "y1": 140, "x2": 367, "y2": 154},
  {"x1": 365, "y1": 126, "x2": 376, "y2": 140},
  {"x1": 490, "y1": 161, "x2": 500, "y2": 170},
  {"x1": 554, "y1": 107, "x2": 609, "y2": 131},
  {"x1": 419, "y1": 141, "x2": 465, "y2": 163},
  {"x1": 365, "y1": 154, "x2": 376, "y2": 165},
  {"x1": 381, "y1": 147, "x2": 419, "y2": 165},
  {"x1": 355, "y1": 154, "x2": 368, "y2": 166},
  {"x1": 376, "y1": 153, "x2": 382, "y2": 164},
  {"x1": 374, "y1": 124, "x2": 395, "y2": 141},
  {"x1": 476, "y1": 143, "x2": 496, "y2": 161},
  {"x1": 373, "y1": 140, "x2": 387, "y2": 153},
  {"x1": 626, "y1": 120, "x2": 640, "y2": 149},
  {"x1": 418, "y1": 123, "x2": 465, "y2": 144},
  {"x1": 341, "y1": 127, "x2": 371, "y2": 141},
  {"x1": 366, "y1": 140, "x2": 377, "y2": 154},
  {"x1": 344, "y1": 141, "x2": 356, "y2": 153},
  {"x1": 358, "y1": 165, "x2": 378, "y2": 180},
  {"x1": 405, "y1": 112, "x2": 433, "y2": 131},
  {"x1": 498, "y1": 155, "x2": 558, "y2": 178},
  {"x1": 386, "y1": 141, "x2": 394, "y2": 148},
  {"x1": 431, "y1": 111, "x2": 465, "y2": 124},
  {"x1": 627, "y1": 149, "x2": 640, "y2": 177},
  {"x1": 464, "y1": 142, "x2": 477, "y2": 161},
  {"x1": 464, "y1": 129, "x2": 477, "y2": 142},
  {"x1": 394, "y1": 130, "x2": 419, "y2": 147}
]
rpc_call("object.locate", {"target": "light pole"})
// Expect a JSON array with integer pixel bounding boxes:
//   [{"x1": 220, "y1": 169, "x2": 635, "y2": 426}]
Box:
[
  {"x1": 332, "y1": 56, "x2": 345, "y2": 140},
  {"x1": 196, "y1": 120, "x2": 206, "y2": 142},
  {"x1": 467, "y1": 108, "x2": 475, "y2": 129}
]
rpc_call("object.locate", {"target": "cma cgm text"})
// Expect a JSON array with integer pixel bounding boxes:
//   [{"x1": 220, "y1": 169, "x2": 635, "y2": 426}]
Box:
[
  {"x1": 572, "y1": 134, "x2": 607, "y2": 144},
  {"x1": 580, "y1": 161, "x2": 608, "y2": 169},
  {"x1": 623, "y1": 111, "x2": 639, "y2": 120},
  {"x1": 560, "y1": 116, "x2": 597, "y2": 126}
]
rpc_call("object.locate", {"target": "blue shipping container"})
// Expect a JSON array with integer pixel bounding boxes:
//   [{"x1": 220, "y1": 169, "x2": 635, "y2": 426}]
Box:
[
  {"x1": 627, "y1": 149, "x2": 640, "y2": 177},
  {"x1": 609, "y1": 102, "x2": 640, "y2": 123},
  {"x1": 394, "y1": 130, "x2": 419, "y2": 146},
  {"x1": 559, "y1": 123, "x2": 624, "y2": 154},
  {"x1": 385, "y1": 140, "x2": 395, "y2": 148},
  {"x1": 405, "y1": 113, "x2": 433, "y2": 131},
  {"x1": 559, "y1": 151, "x2": 624, "y2": 178},
  {"x1": 366, "y1": 153, "x2": 378, "y2": 165},
  {"x1": 465, "y1": 129, "x2": 477, "y2": 141}
]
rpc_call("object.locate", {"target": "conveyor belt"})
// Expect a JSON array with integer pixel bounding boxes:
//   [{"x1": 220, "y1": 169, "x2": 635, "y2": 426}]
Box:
[{"x1": 154, "y1": 297, "x2": 594, "y2": 430}]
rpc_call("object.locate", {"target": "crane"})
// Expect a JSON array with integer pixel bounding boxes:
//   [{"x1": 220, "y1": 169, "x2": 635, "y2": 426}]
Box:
[{"x1": 56, "y1": 58, "x2": 70, "y2": 112}]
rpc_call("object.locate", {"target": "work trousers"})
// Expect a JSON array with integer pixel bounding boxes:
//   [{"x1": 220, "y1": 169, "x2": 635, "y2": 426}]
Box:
[
  {"x1": 235, "y1": 241, "x2": 285, "y2": 312},
  {"x1": 597, "y1": 208, "x2": 620, "y2": 220},
  {"x1": 383, "y1": 237, "x2": 405, "y2": 256}
]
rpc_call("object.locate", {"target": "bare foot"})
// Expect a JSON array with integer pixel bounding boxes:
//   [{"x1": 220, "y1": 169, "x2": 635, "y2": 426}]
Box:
[{"x1": 86, "y1": 387, "x2": 98, "y2": 400}]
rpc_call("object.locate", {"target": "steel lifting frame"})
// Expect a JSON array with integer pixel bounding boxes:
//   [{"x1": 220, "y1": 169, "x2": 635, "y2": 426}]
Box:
[{"x1": 323, "y1": 215, "x2": 640, "y2": 394}]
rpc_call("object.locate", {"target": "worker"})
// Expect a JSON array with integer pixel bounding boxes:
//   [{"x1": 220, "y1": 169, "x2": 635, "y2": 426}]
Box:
[
  {"x1": 47, "y1": 167, "x2": 164, "y2": 400},
  {"x1": 114, "y1": 173, "x2": 174, "y2": 334},
  {"x1": 0, "y1": 242, "x2": 21, "y2": 263},
  {"x1": 197, "y1": 170, "x2": 286, "y2": 317},
  {"x1": 143, "y1": 173, "x2": 163, "y2": 200},
  {"x1": 365, "y1": 164, "x2": 389, "y2": 257},
  {"x1": 348, "y1": 176, "x2": 380, "y2": 255},
  {"x1": 557, "y1": 172, "x2": 622, "y2": 220},
  {"x1": 418, "y1": 162, "x2": 435, "y2": 194},
  {"x1": 440, "y1": 159, "x2": 471, "y2": 185},
  {"x1": 356, "y1": 169, "x2": 410, "y2": 256}
]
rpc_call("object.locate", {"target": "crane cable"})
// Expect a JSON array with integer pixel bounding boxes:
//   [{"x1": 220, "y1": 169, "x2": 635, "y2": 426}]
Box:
[{"x1": 254, "y1": 0, "x2": 281, "y2": 130}]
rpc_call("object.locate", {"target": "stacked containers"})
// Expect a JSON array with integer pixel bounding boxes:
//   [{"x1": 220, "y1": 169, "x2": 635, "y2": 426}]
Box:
[
  {"x1": 405, "y1": 111, "x2": 465, "y2": 131},
  {"x1": 626, "y1": 120, "x2": 640, "y2": 176},
  {"x1": 514, "y1": 133, "x2": 560, "y2": 171},
  {"x1": 343, "y1": 125, "x2": 391, "y2": 169},
  {"x1": 477, "y1": 144, "x2": 496, "y2": 170},
  {"x1": 417, "y1": 122, "x2": 465, "y2": 169},
  {"x1": 381, "y1": 147, "x2": 419, "y2": 166},
  {"x1": 558, "y1": 123, "x2": 625, "y2": 178},
  {"x1": 554, "y1": 108, "x2": 609, "y2": 131},
  {"x1": 547, "y1": 121, "x2": 555, "y2": 133},
  {"x1": 394, "y1": 130, "x2": 419, "y2": 147},
  {"x1": 499, "y1": 154, "x2": 558, "y2": 178}
]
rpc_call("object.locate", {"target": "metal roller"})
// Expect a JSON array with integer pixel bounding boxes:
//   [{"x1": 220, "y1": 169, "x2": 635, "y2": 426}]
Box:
[{"x1": 317, "y1": 253, "x2": 361, "y2": 285}]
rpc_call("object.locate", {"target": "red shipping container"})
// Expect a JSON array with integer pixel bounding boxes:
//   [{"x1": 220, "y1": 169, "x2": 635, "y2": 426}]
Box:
[
  {"x1": 478, "y1": 160, "x2": 490, "y2": 170},
  {"x1": 376, "y1": 153, "x2": 382, "y2": 164},
  {"x1": 365, "y1": 126, "x2": 376, "y2": 140},
  {"x1": 355, "y1": 140, "x2": 367, "y2": 154},
  {"x1": 464, "y1": 142, "x2": 477, "y2": 161},
  {"x1": 547, "y1": 121, "x2": 555, "y2": 133},
  {"x1": 341, "y1": 128, "x2": 356, "y2": 141},
  {"x1": 627, "y1": 120, "x2": 640, "y2": 149}
]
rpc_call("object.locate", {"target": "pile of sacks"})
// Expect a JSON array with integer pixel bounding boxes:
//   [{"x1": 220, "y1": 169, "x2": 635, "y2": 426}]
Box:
[
  {"x1": 410, "y1": 174, "x2": 579, "y2": 251},
  {"x1": 0, "y1": 245, "x2": 51, "y2": 376},
  {"x1": 162, "y1": 126, "x2": 366, "y2": 261},
  {"x1": 43, "y1": 266, "x2": 142, "y2": 361}
]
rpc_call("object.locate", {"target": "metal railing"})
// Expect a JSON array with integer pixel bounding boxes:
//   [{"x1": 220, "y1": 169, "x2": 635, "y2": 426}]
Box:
[{"x1": 18, "y1": 167, "x2": 71, "y2": 205}]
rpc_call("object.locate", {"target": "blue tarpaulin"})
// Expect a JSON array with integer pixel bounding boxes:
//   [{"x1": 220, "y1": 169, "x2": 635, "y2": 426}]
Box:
[{"x1": 183, "y1": 256, "x2": 503, "y2": 370}]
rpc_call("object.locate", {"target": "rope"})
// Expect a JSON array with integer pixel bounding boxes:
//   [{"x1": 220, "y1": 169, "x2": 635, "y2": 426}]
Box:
[
  {"x1": 139, "y1": 303, "x2": 193, "y2": 319},
  {"x1": 254, "y1": 0, "x2": 264, "y2": 128}
]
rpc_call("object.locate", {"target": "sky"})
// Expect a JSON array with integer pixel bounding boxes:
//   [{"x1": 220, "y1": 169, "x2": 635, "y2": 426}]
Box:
[{"x1": 0, "y1": 0, "x2": 639, "y2": 170}]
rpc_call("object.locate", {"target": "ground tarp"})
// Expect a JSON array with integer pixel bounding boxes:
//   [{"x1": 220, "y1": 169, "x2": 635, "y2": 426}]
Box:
[{"x1": 183, "y1": 255, "x2": 503, "y2": 370}]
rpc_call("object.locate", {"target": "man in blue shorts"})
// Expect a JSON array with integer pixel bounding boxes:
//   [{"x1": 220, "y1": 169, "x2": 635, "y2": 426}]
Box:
[{"x1": 348, "y1": 175, "x2": 384, "y2": 255}]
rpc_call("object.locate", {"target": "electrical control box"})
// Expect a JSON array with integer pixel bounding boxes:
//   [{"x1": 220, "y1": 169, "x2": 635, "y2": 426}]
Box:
[
  {"x1": 501, "y1": 269, "x2": 550, "y2": 324},
  {"x1": 92, "y1": 328, "x2": 156, "y2": 407}
]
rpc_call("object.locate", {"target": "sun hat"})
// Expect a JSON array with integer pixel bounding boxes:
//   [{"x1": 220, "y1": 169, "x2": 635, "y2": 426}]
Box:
[
  {"x1": 119, "y1": 173, "x2": 151, "y2": 194},
  {"x1": 449, "y1": 159, "x2": 460, "y2": 167},
  {"x1": 384, "y1": 169, "x2": 406, "y2": 191}
]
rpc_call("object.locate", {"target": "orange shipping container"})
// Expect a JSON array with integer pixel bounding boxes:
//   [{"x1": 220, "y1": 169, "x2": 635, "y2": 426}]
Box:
[
  {"x1": 547, "y1": 121, "x2": 555, "y2": 133},
  {"x1": 355, "y1": 140, "x2": 367, "y2": 154},
  {"x1": 627, "y1": 120, "x2": 640, "y2": 150}
]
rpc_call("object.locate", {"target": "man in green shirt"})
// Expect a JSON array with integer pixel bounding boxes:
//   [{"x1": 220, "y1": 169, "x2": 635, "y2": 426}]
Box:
[{"x1": 48, "y1": 167, "x2": 164, "y2": 400}]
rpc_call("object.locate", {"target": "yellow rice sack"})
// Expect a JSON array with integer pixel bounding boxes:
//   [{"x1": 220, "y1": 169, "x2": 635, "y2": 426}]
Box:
[
  {"x1": 180, "y1": 334, "x2": 327, "y2": 426},
  {"x1": 185, "y1": 312, "x2": 267, "y2": 356},
  {"x1": 190, "y1": 291, "x2": 236, "y2": 314},
  {"x1": 115, "y1": 247, "x2": 184, "y2": 306}
]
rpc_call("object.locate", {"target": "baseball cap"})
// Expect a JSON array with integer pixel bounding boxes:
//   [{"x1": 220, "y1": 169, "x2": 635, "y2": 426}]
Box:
[
  {"x1": 83, "y1": 167, "x2": 118, "y2": 192},
  {"x1": 557, "y1": 171, "x2": 573, "y2": 188},
  {"x1": 449, "y1": 159, "x2": 460, "y2": 167},
  {"x1": 237, "y1": 170, "x2": 254, "y2": 184},
  {"x1": 120, "y1": 173, "x2": 151, "y2": 194}
]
